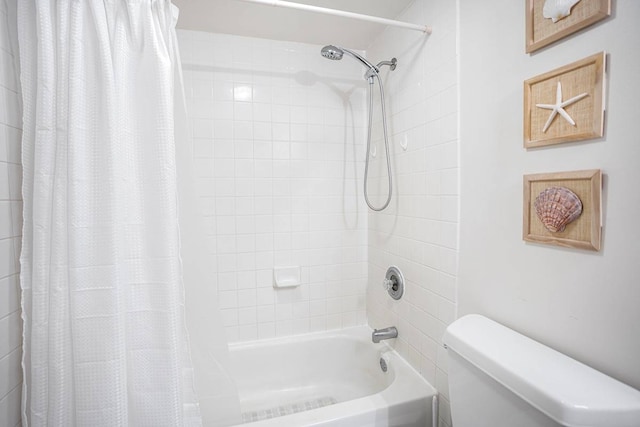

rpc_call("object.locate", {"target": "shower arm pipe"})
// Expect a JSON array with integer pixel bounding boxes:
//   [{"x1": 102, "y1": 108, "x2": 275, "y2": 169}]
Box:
[{"x1": 236, "y1": 0, "x2": 432, "y2": 34}]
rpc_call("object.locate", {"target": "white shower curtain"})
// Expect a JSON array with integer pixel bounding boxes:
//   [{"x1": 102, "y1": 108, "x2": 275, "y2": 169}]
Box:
[{"x1": 18, "y1": 0, "x2": 201, "y2": 425}]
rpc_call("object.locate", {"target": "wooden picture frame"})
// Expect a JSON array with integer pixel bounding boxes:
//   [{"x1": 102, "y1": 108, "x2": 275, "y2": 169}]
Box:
[
  {"x1": 526, "y1": 0, "x2": 611, "y2": 53},
  {"x1": 523, "y1": 169, "x2": 602, "y2": 251},
  {"x1": 524, "y1": 52, "x2": 605, "y2": 148}
]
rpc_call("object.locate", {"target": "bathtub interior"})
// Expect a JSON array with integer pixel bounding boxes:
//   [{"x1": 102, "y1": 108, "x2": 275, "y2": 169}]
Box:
[
  {"x1": 227, "y1": 327, "x2": 434, "y2": 425},
  {"x1": 232, "y1": 337, "x2": 392, "y2": 417}
]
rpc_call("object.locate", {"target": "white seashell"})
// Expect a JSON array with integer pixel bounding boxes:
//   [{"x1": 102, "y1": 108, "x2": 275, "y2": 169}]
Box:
[{"x1": 543, "y1": 0, "x2": 582, "y2": 23}]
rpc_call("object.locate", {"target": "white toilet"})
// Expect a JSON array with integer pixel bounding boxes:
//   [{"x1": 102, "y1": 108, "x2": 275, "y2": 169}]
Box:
[{"x1": 443, "y1": 315, "x2": 640, "y2": 427}]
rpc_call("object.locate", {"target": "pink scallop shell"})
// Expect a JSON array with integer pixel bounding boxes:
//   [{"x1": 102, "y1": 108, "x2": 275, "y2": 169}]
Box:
[{"x1": 534, "y1": 186, "x2": 583, "y2": 233}]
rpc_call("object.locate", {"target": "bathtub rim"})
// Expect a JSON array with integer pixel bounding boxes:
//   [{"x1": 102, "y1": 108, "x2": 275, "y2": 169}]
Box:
[{"x1": 228, "y1": 324, "x2": 398, "y2": 350}]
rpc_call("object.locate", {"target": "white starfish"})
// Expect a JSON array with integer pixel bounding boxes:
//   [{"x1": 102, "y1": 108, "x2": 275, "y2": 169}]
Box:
[{"x1": 536, "y1": 81, "x2": 588, "y2": 133}]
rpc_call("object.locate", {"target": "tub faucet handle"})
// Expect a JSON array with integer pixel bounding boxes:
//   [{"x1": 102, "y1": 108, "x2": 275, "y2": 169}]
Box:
[{"x1": 382, "y1": 266, "x2": 404, "y2": 300}]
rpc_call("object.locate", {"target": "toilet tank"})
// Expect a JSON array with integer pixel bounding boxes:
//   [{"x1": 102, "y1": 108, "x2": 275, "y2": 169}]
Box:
[{"x1": 443, "y1": 315, "x2": 640, "y2": 427}]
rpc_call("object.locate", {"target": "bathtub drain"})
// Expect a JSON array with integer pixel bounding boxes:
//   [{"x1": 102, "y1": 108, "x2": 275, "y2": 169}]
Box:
[
  {"x1": 380, "y1": 357, "x2": 388, "y2": 372},
  {"x1": 242, "y1": 396, "x2": 337, "y2": 423}
]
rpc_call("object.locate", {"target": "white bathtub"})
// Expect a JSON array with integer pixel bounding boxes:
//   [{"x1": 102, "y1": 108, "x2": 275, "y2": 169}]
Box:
[{"x1": 228, "y1": 326, "x2": 438, "y2": 427}]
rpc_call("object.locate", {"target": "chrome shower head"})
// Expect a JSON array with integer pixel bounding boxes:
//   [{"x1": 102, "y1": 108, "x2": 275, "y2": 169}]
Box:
[
  {"x1": 320, "y1": 44, "x2": 378, "y2": 75},
  {"x1": 321, "y1": 45, "x2": 343, "y2": 60}
]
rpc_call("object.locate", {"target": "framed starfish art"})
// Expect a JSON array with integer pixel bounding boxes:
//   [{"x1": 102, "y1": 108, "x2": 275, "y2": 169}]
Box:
[
  {"x1": 524, "y1": 52, "x2": 606, "y2": 148},
  {"x1": 526, "y1": 0, "x2": 611, "y2": 53}
]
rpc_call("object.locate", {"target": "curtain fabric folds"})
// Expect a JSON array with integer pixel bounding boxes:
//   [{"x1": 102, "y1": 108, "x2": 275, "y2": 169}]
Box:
[{"x1": 18, "y1": 0, "x2": 201, "y2": 425}]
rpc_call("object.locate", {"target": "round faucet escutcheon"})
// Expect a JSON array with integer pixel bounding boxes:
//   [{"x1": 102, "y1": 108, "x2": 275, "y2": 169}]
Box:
[{"x1": 383, "y1": 266, "x2": 404, "y2": 300}]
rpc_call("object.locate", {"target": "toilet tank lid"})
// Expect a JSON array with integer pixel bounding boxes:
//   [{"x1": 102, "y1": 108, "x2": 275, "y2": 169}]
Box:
[{"x1": 443, "y1": 315, "x2": 640, "y2": 427}]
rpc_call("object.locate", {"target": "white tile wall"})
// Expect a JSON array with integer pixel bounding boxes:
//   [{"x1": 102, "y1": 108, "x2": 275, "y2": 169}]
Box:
[
  {"x1": 177, "y1": 30, "x2": 370, "y2": 342},
  {"x1": 365, "y1": 1, "x2": 458, "y2": 426},
  {"x1": 0, "y1": 0, "x2": 22, "y2": 426},
  {"x1": 0, "y1": 2, "x2": 457, "y2": 425}
]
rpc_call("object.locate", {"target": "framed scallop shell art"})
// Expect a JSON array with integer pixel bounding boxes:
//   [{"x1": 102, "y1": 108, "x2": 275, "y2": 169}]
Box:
[
  {"x1": 523, "y1": 169, "x2": 602, "y2": 251},
  {"x1": 526, "y1": 0, "x2": 611, "y2": 53}
]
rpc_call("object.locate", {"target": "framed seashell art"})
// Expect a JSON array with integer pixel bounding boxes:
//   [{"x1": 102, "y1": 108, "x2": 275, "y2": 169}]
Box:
[
  {"x1": 524, "y1": 52, "x2": 606, "y2": 148},
  {"x1": 523, "y1": 169, "x2": 602, "y2": 251},
  {"x1": 526, "y1": 0, "x2": 611, "y2": 53}
]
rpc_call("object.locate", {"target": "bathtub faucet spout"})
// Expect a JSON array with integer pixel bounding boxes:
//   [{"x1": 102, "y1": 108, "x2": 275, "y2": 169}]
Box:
[{"x1": 372, "y1": 326, "x2": 398, "y2": 343}]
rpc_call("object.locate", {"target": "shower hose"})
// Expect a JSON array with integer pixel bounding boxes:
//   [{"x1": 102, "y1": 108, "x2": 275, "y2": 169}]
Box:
[{"x1": 363, "y1": 73, "x2": 392, "y2": 211}]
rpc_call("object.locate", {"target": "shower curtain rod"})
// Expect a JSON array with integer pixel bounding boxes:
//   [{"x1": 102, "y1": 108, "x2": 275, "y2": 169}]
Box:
[{"x1": 236, "y1": 0, "x2": 432, "y2": 34}]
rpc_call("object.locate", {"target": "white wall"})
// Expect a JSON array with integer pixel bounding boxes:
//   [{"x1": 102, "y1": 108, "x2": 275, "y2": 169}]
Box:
[
  {"x1": 177, "y1": 31, "x2": 369, "y2": 342},
  {"x1": 0, "y1": 0, "x2": 22, "y2": 425},
  {"x1": 366, "y1": 1, "x2": 458, "y2": 426},
  {"x1": 459, "y1": 0, "x2": 640, "y2": 391}
]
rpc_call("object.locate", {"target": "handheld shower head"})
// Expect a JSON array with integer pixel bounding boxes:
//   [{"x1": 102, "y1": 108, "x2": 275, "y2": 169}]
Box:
[
  {"x1": 320, "y1": 45, "x2": 343, "y2": 60},
  {"x1": 319, "y1": 44, "x2": 397, "y2": 211},
  {"x1": 320, "y1": 45, "x2": 378, "y2": 75}
]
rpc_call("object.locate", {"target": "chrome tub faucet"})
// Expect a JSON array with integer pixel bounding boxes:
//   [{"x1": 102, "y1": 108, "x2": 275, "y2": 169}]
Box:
[{"x1": 372, "y1": 326, "x2": 398, "y2": 343}]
